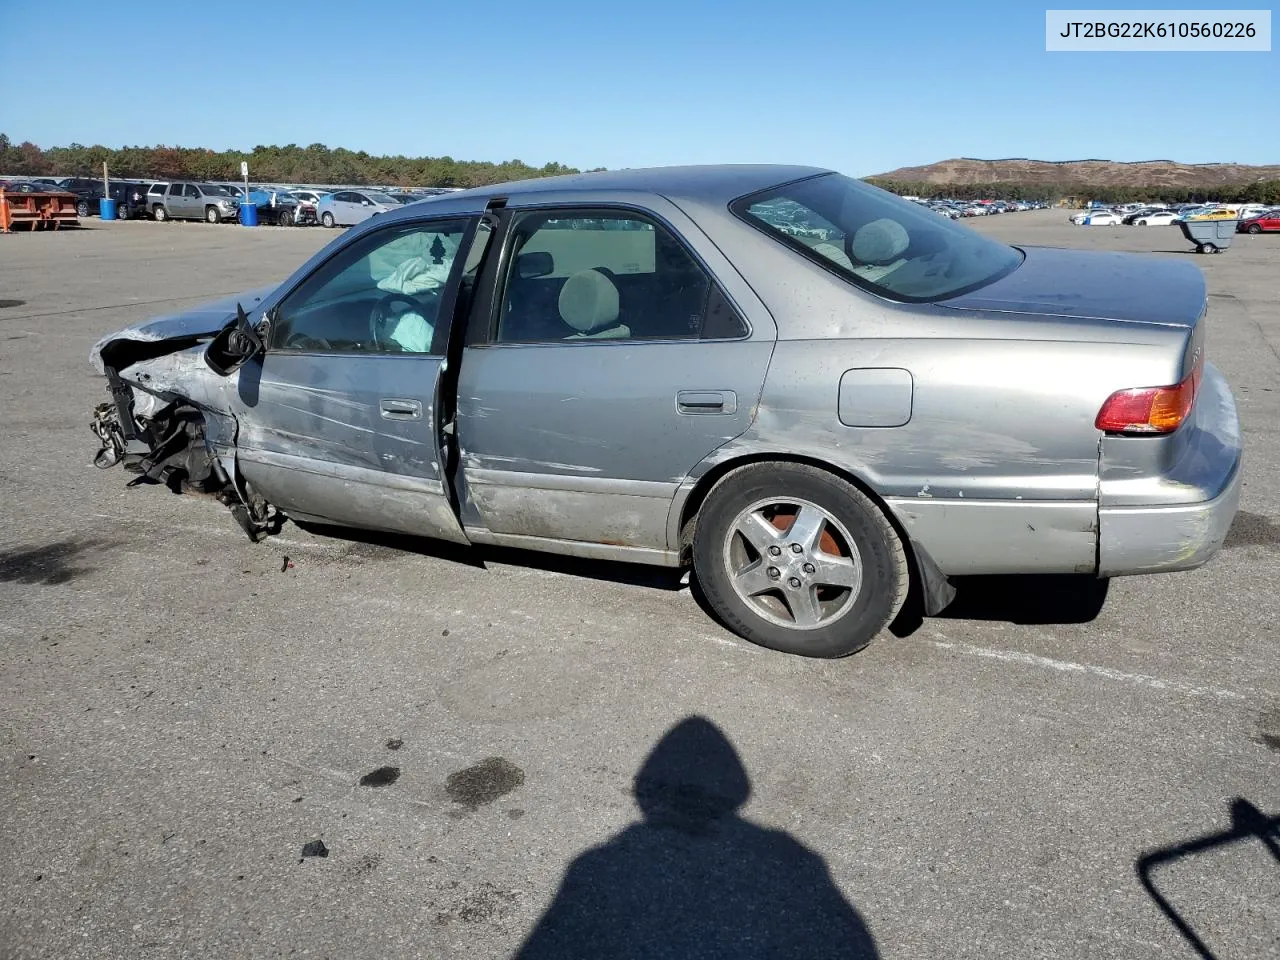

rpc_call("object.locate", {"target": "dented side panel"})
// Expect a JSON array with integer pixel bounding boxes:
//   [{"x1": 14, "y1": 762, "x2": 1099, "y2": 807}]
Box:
[
  {"x1": 231, "y1": 352, "x2": 468, "y2": 544},
  {"x1": 455, "y1": 339, "x2": 772, "y2": 548}
]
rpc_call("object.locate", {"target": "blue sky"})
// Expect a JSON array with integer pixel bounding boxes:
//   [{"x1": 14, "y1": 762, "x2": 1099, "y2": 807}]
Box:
[{"x1": 1, "y1": 0, "x2": 1274, "y2": 175}]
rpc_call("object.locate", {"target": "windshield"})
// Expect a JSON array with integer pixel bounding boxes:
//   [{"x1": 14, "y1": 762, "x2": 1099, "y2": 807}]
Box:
[
  {"x1": 365, "y1": 192, "x2": 400, "y2": 205},
  {"x1": 200, "y1": 184, "x2": 231, "y2": 196},
  {"x1": 732, "y1": 173, "x2": 1024, "y2": 302}
]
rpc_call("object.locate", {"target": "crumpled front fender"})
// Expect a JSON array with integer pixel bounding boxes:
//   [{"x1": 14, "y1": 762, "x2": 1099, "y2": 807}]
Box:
[{"x1": 89, "y1": 286, "x2": 274, "y2": 375}]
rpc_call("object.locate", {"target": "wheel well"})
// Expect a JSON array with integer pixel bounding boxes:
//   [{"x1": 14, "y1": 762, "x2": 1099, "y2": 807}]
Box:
[
  {"x1": 679, "y1": 453, "x2": 900, "y2": 552},
  {"x1": 678, "y1": 453, "x2": 933, "y2": 616}
]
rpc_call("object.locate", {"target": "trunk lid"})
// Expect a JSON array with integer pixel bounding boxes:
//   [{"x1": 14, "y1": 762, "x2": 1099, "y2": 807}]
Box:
[{"x1": 941, "y1": 246, "x2": 1206, "y2": 328}]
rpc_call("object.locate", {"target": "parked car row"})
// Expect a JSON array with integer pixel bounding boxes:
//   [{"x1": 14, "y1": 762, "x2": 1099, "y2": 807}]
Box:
[
  {"x1": 912, "y1": 199, "x2": 1049, "y2": 220},
  {"x1": 0, "y1": 175, "x2": 452, "y2": 227},
  {"x1": 1070, "y1": 201, "x2": 1280, "y2": 228}
]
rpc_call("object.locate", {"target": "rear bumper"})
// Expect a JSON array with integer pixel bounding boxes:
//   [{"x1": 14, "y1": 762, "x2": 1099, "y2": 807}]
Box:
[
  {"x1": 1098, "y1": 456, "x2": 1240, "y2": 575},
  {"x1": 1098, "y1": 363, "x2": 1242, "y2": 576}
]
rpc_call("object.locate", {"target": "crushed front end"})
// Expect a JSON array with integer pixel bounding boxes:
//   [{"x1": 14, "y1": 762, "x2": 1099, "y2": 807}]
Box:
[{"x1": 88, "y1": 293, "x2": 281, "y2": 542}]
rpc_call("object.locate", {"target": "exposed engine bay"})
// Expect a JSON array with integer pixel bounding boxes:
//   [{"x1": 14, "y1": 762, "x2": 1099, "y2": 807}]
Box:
[{"x1": 90, "y1": 295, "x2": 281, "y2": 542}]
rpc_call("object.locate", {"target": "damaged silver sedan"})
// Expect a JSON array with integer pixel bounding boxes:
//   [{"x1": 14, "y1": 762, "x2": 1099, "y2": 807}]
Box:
[{"x1": 90, "y1": 165, "x2": 1242, "y2": 658}]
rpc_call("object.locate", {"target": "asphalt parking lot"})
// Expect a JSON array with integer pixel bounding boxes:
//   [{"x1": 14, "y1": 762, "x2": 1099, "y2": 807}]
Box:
[{"x1": 2, "y1": 211, "x2": 1277, "y2": 960}]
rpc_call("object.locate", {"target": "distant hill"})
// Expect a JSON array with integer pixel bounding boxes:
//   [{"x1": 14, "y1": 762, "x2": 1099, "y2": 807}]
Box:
[{"x1": 873, "y1": 158, "x2": 1280, "y2": 188}]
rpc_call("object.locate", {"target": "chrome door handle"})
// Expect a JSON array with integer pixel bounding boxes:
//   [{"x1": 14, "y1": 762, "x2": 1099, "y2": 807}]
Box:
[
  {"x1": 379, "y1": 398, "x2": 422, "y2": 420},
  {"x1": 676, "y1": 390, "x2": 737, "y2": 415}
]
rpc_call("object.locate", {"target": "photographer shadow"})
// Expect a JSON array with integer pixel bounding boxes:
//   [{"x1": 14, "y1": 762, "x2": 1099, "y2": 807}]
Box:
[{"x1": 514, "y1": 716, "x2": 879, "y2": 959}]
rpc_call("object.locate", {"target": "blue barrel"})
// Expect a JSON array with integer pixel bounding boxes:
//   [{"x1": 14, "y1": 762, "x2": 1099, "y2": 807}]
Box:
[
  {"x1": 99, "y1": 198, "x2": 118, "y2": 221},
  {"x1": 239, "y1": 202, "x2": 259, "y2": 227}
]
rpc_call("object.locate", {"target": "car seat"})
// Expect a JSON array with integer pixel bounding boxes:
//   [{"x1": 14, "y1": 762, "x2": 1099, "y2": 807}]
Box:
[{"x1": 558, "y1": 269, "x2": 630, "y2": 340}]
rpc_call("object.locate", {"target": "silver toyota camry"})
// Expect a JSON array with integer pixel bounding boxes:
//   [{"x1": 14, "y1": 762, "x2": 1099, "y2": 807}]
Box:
[{"x1": 89, "y1": 165, "x2": 1242, "y2": 657}]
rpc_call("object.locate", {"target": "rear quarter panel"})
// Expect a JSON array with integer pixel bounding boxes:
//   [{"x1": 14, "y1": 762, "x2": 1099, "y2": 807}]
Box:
[{"x1": 673, "y1": 197, "x2": 1191, "y2": 573}]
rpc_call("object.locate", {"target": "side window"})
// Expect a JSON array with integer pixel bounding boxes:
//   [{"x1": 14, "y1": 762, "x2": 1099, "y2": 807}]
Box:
[
  {"x1": 494, "y1": 210, "x2": 746, "y2": 343},
  {"x1": 270, "y1": 218, "x2": 471, "y2": 356},
  {"x1": 332, "y1": 192, "x2": 351, "y2": 203},
  {"x1": 185, "y1": 184, "x2": 200, "y2": 198},
  {"x1": 168, "y1": 183, "x2": 183, "y2": 196}
]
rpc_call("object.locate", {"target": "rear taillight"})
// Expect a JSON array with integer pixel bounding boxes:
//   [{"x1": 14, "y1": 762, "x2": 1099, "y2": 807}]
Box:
[{"x1": 1095, "y1": 364, "x2": 1202, "y2": 434}]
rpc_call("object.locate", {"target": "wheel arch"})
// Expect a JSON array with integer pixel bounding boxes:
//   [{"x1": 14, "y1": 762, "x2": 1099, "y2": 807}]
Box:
[{"x1": 673, "y1": 452, "x2": 955, "y2": 617}]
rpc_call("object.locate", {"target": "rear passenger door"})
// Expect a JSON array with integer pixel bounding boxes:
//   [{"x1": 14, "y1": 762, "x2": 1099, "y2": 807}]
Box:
[
  {"x1": 453, "y1": 203, "x2": 776, "y2": 556},
  {"x1": 164, "y1": 183, "x2": 184, "y2": 217}
]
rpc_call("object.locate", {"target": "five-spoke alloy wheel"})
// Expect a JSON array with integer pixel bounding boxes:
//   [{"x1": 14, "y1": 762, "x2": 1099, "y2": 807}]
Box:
[{"x1": 693, "y1": 463, "x2": 908, "y2": 657}]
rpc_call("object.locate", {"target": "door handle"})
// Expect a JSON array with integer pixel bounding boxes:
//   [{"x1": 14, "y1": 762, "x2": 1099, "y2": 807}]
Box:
[
  {"x1": 379, "y1": 398, "x2": 422, "y2": 420},
  {"x1": 676, "y1": 390, "x2": 737, "y2": 415}
]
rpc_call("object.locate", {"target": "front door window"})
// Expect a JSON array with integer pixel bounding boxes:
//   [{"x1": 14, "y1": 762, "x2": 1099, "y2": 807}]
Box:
[{"x1": 270, "y1": 218, "x2": 472, "y2": 355}]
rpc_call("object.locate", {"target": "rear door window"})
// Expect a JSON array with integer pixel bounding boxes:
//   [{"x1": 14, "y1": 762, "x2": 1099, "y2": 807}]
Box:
[{"x1": 493, "y1": 209, "x2": 747, "y2": 343}]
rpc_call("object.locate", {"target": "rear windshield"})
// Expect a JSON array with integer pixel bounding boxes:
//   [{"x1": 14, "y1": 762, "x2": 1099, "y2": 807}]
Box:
[{"x1": 731, "y1": 173, "x2": 1024, "y2": 303}]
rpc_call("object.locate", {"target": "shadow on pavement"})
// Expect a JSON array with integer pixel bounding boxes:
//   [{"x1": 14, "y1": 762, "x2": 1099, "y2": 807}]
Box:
[
  {"x1": 293, "y1": 520, "x2": 686, "y2": 592},
  {"x1": 937, "y1": 573, "x2": 1110, "y2": 624},
  {"x1": 513, "y1": 716, "x2": 879, "y2": 959},
  {"x1": 890, "y1": 573, "x2": 1110, "y2": 637},
  {"x1": 1135, "y1": 797, "x2": 1280, "y2": 960},
  {"x1": 0, "y1": 538, "x2": 119, "y2": 586}
]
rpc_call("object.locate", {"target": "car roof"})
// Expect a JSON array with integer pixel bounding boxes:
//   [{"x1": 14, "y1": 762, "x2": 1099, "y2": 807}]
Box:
[{"x1": 377, "y1": 164, "x2": 831, "y2": 220}]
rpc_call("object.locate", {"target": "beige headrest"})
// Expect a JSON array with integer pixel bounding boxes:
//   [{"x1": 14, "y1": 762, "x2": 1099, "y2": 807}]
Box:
[
  {"x1": 851, "y1": 219, "x2": 910, "y2": 265},
  {"x1": 558, "y1": 269, "x2": 620, "y2": 334}
]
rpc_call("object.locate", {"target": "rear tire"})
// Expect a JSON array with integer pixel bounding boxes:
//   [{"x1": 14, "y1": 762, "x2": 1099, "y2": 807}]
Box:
[
  {"x1": 206, "y1": 206, "x2": 221, "y2": 224},
  {"x1": 321, "y1": 211, "x2": 335, "y2": 228},
  {"x1": 154, "y1": 205, "x2": 168, "y2": 222},
  {"x1": 692, "y1": 463, "x2": 908, "y2": 658}
]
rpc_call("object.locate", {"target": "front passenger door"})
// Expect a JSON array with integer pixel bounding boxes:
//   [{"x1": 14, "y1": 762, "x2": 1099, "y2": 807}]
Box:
[
  {"x1": 350, "y1": 193, "x2": 374, "y2": 224},
  {"x1": 233, "y1": 216, "x2": 478, "y2": 542}
]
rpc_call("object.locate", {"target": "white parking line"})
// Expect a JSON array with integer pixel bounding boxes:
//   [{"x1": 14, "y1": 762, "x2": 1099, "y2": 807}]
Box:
[{"x1": 927, "y1": 635, "x2": 1247, "y2": 702}]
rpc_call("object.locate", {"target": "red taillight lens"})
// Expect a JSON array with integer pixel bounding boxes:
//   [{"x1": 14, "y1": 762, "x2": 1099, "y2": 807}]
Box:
[{"x1": 1095, "y1": 366, "x2": 1201, "y2": 434}]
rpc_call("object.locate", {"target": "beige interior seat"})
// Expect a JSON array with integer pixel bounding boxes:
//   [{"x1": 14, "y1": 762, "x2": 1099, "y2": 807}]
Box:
[
  {"x1": 812, "y1": 219, "x2": 911, "y2": 284},
  {"x1": 558, "y1": 269, "x2": 630, "y2": 339}
]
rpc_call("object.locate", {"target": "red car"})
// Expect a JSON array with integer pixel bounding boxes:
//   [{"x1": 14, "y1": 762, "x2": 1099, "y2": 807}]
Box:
[{"x1": 1238, "y1": 209, "x2": 1280, "y2": 233}]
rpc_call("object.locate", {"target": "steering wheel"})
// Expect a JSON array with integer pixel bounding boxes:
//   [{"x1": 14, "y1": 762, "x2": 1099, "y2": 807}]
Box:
[
  {"x1": 284, "y1": 330, "x2": 332, "y2": 351},
  {"x1": 369, "y1": 290, "x2": 440, "y2": 350}
]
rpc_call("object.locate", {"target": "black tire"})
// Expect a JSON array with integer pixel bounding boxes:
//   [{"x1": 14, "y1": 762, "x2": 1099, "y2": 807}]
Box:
[
  {"x1": 278, "y1": 208, "x2": 294, "y2": 227},
  {"x1": 76, "y1": 200, "x2": 90, "y2": 218},
  {"x1": 205, "y1": 206, "x2": 221, "y2": 224},
  {"x1": 321, "y1": 212, "x2": 335, "y2": 228},
  {"x1": 692, "y1": 463, "x2": 908, "y2": 658},
  {"x1": 116, "y1": 204, "x2": 129, "y2": 220},
  {"x1": 1248, "y1": 223, "x2": 1261, "y2": 234},
  {"x1": 154, "y1": 205, "x2": 168, "y2": 222}
]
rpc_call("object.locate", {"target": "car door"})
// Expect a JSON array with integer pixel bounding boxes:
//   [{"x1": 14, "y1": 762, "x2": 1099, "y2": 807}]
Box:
[
  {"x1": 331, "y1": 191, "x2": 354, "y2": 224},
  {"x1": 350, "y1": 192, "x2": 375, "y2": 224},
  {"x1": 232, "y1": 215, "x2": 478, "y2": 542},
  {"x1": 163, "y1": 183, "x2": 183, "y2": 217},
  {"x1": 452, "y1": 202, "x2": 776, "y2": 558}
]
